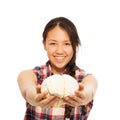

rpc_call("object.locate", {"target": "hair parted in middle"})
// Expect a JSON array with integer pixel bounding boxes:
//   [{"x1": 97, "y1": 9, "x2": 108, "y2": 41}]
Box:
[{"x1": 42, "y1": 17, "x2": 81, "y2": 77}]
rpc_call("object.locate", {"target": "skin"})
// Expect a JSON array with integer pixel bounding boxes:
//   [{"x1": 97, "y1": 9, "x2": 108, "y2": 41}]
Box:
[
  {"x1": 43, "y1": 26, "x2": 73, "y2": 74},
  {"x1": 18, "y1": 26, "x2": 97, "y2": 108}
]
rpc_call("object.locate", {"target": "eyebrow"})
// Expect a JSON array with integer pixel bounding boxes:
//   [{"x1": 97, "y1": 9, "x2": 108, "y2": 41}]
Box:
[
  {"x1": 48, "y1": 39, "x2": 71, "y2": 42},
  {"x1": 48, "y1": 39, "x2": 57, "y2": 42}
]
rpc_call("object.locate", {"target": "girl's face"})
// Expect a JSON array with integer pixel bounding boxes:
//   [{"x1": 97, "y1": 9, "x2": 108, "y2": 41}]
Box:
[{"x1": 43, "y1": 26, "x2": 74, "y2": 74}]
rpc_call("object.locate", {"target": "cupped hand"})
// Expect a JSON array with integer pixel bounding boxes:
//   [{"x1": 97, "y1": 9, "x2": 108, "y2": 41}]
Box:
[
  {"x1": 32, "y1": 85, "x2": 59, "y2": 108},
  {"x1": 62, "y1": 83, "x2": 87, "y2": 107}
]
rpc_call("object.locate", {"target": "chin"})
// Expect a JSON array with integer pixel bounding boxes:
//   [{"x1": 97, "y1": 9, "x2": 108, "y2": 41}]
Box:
[{"x1": 55, "y1": 64, "x2": 66, "y2": 70}]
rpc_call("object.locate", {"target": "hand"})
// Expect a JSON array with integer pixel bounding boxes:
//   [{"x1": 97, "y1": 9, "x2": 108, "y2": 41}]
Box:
[
  {"x1": 26, "y1": 85, "x2": 59, "y2": 108},
  {"x1": 36, "y1": 85, "x2": 60, "y2": 108},
  {"x1": 62, "y1": 83, "x2": 87, "y2": 107},
  {"x1": 35, "y1": 93, "x2": 59, "y2": 108}
]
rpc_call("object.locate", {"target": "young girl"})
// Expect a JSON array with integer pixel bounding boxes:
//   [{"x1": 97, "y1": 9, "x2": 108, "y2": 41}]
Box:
[{"x1": 18, "y1": 17, "x2": 97, "y2": 120}]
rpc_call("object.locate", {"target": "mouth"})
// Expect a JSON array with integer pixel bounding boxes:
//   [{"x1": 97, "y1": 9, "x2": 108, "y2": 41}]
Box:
[{"x1": 54, "y1": 56, "x2": 66, "y2": 62}]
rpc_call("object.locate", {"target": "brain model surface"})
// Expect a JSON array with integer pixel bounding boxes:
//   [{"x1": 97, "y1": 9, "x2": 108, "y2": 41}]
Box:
[{"x1": 41, "y1": 74, "x2": 79, "y2": 107}]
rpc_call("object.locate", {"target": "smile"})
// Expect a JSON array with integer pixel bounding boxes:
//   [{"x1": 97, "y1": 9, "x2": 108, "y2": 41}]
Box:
[{"x1": 54, "y1": 56, "x2": 65, "y2": 61}]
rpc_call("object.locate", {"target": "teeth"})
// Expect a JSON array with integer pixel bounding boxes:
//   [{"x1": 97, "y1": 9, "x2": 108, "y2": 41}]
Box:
[{"x1": 55, "y1": 56, "x2": 65, "y2": 60}]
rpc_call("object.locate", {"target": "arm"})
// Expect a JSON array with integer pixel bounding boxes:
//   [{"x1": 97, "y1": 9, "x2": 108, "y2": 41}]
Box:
[
  {"x1": 17, "y1": 70, "x2": 40, "y2": 106},
  {"x1": 17, "y1": 70, "x2": 59, "y2": 107},
  {"x1": 17, "y1": 70, "x2": 37, "y2": 99},
  {"x1": 80, "y1": 74, "x2": 98, "y2": 104},
  {"x1": 63, "y1": 74, "x2": 98, "y2": 106}
]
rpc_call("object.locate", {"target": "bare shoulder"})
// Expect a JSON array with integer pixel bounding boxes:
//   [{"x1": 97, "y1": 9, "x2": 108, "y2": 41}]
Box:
[
  {"x1": 82, "y1": 74, "x2": 98, "y2": 88},
  {"x1": 17, "y1": 69, "x2": 37, "y2": 84},
  {"x1": 18, "y1": 69, "x2": 35, "y2": 77}
]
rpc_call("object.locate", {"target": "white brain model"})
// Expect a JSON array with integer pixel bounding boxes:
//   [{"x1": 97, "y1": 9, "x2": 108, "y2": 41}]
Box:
[{"x1": 41, "y1": 74, "x2": 79, "y2": 107}]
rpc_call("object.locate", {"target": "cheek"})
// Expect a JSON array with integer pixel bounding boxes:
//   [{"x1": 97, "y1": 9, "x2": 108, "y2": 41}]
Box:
[
  {"x1": 67, "y1": 48, "x2": 74, "y2": 57},
  {"x1": 65, "y1": 49, "x2": 74, "y2": 61},
  {"x1": 46, "y1": 47, "x2": 55, "y2": 55}
]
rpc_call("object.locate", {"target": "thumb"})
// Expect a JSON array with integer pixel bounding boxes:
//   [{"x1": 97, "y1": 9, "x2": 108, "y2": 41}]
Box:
[
  {"x1": 36, "y1": 84, "x2": 41, "y2": 93},
  {"x1": 78, "y1": 83, "x2": 84, "y2": 91}
]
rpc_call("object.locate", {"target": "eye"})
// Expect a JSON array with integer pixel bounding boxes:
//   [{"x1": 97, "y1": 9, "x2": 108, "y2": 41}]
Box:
[
  {"x1": 65, "y1": 42, "x2": 71, "y2": 46},
  {"x1": 49, "y1": 42, "x2": 56, "y2": 45}
]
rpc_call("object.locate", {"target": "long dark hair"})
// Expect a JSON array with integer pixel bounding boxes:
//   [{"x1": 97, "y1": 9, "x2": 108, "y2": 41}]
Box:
[
  {"x1": 43, "y1": 17, "x2": 81, "y2": 77},
  {"x1": 42, "y1": 17, "x2": 81, "y2": 118}
]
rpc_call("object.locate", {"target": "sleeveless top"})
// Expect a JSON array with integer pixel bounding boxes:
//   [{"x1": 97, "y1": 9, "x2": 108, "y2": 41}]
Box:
[{"x1": 24, "y1": 61, "x2": 93, "y2": 120}]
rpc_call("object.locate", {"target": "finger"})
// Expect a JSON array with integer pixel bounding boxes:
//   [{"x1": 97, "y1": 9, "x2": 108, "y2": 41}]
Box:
[
  {"x1": 69, "y1": 95, "x2": 80, "y2": 102},
  {"x1": 75, "y1": 90, "x2": 86, "y2": 99},
  {"x1": 63, "y1": 96, "x2": 84, "y2": 107},
  {"x1": 45, "y1": 95, "x2": 58, "y2": 104},
  {"x1": 63, "y1": 96, "x2": 79, "y2": 107},
  {"x1": 46, "y1": 96, "x2": 59, "y2": 106},
  {"x1": 65, "y1": 102, "x2": 75, "y2": 107},
  {"x1": 36, "y1": 91, "x2": 48, "y2": 101},
  {"x1": 40, "y1": 96, "x2": 58, "y2": 108},
  {"x1": 78, "y1": 83, "x2": 84, "y2": 91},
  {"x1": 36, "y1": 85, "x2": 41, "y2": 93},
  {"x1": 63, "y1": 96, "x2": 77, "y2": 104}
]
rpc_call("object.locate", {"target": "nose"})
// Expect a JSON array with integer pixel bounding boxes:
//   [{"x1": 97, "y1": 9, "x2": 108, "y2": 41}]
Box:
[{"x1": 56, "y1": 44, "x2": 64, "y2": 54}]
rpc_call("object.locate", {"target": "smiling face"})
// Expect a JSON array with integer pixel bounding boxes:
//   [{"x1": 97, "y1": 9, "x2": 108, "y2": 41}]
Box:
[{"x1": 43, "y1": 26, "x2": 74, "y2": 74}]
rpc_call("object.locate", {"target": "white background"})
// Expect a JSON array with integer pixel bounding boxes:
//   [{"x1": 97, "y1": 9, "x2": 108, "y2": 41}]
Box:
[{"x1": 0, "y1": 0, "x2": 120, "y2": 119}]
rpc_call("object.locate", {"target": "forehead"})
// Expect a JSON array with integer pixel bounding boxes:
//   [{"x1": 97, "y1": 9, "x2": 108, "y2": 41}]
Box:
[{"x1": 46, "y1": 26, "x2": 70, "y2": 41}]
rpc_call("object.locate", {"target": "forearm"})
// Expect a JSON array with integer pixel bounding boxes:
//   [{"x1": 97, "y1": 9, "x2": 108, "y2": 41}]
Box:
[
  {"x1": 82, "y1": 74, "x2": 98, "y2": 104},
  {"x1": 25, "y1": 85, "x2": 38, "y2": 106},
  {"x1": 17, "y1": 70, "x2": 37, "y2": 101}
]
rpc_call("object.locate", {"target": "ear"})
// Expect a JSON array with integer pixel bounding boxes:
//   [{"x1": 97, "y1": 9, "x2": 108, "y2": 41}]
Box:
[{"x1": 42, "y1": 40, "x2": 47, "y2": 50}]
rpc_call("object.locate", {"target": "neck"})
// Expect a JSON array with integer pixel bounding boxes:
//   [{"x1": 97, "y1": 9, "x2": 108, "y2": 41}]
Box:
[{"x1": 51, "y1": 68, "x2": 65, "y2": 74}]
